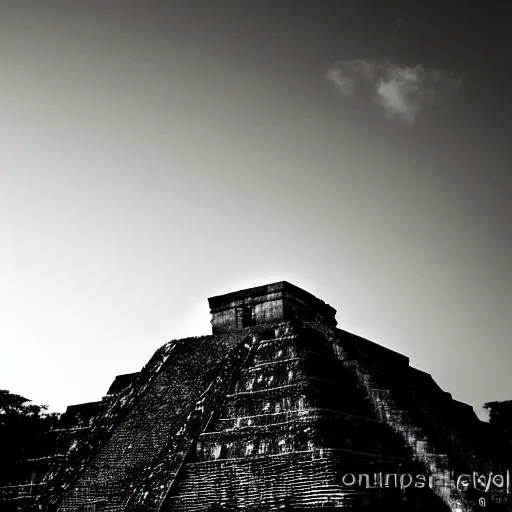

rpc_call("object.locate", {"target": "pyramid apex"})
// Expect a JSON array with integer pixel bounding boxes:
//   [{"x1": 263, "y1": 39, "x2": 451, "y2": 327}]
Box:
[{"x1": 208, "y1": 281, "x2": 337, "y2": 334}]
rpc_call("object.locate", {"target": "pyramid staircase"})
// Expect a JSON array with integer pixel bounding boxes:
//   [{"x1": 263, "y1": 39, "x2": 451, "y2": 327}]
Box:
[{"x1": 163, "y1": 322, "x2": 447, "y2": 511}]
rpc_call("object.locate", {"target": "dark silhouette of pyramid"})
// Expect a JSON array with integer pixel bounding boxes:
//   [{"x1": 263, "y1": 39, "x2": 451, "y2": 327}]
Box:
[{"x1": 7, "y1": 282, "x2": 512, "y2": 511}]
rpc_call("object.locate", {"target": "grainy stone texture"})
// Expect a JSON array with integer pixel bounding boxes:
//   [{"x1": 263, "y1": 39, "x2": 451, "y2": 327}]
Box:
[{"x1": 2, "y1": 281, "x2": 511, "y2": 511}]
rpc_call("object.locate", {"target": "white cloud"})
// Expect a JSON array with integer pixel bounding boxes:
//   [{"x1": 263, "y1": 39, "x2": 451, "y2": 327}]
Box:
[{"x1": 327, "y1": 59, "x2": 463, "y2": 125}]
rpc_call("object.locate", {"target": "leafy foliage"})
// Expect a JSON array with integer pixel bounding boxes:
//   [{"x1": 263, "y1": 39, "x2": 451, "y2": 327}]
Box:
[
  {"x1": 483, "y1": 400, "x2": 512, "y2": 442},
  {"x1": 0, "y1": 390, "x2": 60, "y2": 485}
]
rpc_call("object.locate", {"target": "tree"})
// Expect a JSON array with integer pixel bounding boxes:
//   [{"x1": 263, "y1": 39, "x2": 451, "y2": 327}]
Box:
[
  {"x1": 0, "y1": 390, "x2": 60, "y2": 485},
  {"x1": 483, "y1": 400, "x2": 512, "y2": 442}
]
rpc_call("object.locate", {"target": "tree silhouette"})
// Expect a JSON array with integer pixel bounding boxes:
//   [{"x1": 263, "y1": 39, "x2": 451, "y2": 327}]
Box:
[
  {"x1": 483, "y1": 400, "x2": 512, "y2": 442},
  {"x1": 0, "y1": 389, "x2": 60, "y2": 486}
]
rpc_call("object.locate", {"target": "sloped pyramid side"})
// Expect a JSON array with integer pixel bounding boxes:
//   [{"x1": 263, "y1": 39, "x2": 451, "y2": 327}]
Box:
[
  {"x1": 311, "y1": 323, "x2": 512, "y2": 512},
  {"x1": 123, "y1": 334, "x2": 258, "y2": 511},
  {"x1": 41, "y1": 340, "x2": 180, "y2": 511},
  {"x1": 47, "y1": 332, "x2": 249, "y2": 511}
]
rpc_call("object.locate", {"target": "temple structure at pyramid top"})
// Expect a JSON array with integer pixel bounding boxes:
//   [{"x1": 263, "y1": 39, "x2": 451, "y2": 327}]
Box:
[{"x1": 208, "y1": 281, "x2": 337, "y2": 333}]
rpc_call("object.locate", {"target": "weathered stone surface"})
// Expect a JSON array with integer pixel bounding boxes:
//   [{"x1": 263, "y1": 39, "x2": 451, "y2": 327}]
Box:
[{"x1": 209, "y1": 281, "x2": 337, "y2": 333}]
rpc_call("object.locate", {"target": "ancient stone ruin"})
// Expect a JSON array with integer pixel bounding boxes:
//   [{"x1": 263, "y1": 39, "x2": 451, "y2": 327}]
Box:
[{"x1": 2, "y1": 281, "x2": 511, "y2": 511}]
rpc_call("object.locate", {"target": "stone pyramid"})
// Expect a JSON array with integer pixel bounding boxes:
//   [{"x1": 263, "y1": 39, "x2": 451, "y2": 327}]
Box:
[{"x1": 9, "y1": 282, "x2": 512, "y2": 511}]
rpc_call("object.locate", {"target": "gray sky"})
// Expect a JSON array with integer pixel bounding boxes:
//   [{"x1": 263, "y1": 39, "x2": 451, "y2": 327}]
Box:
[{"x1": 1, "y1": 1, "x2": 510, "y2": 419}]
